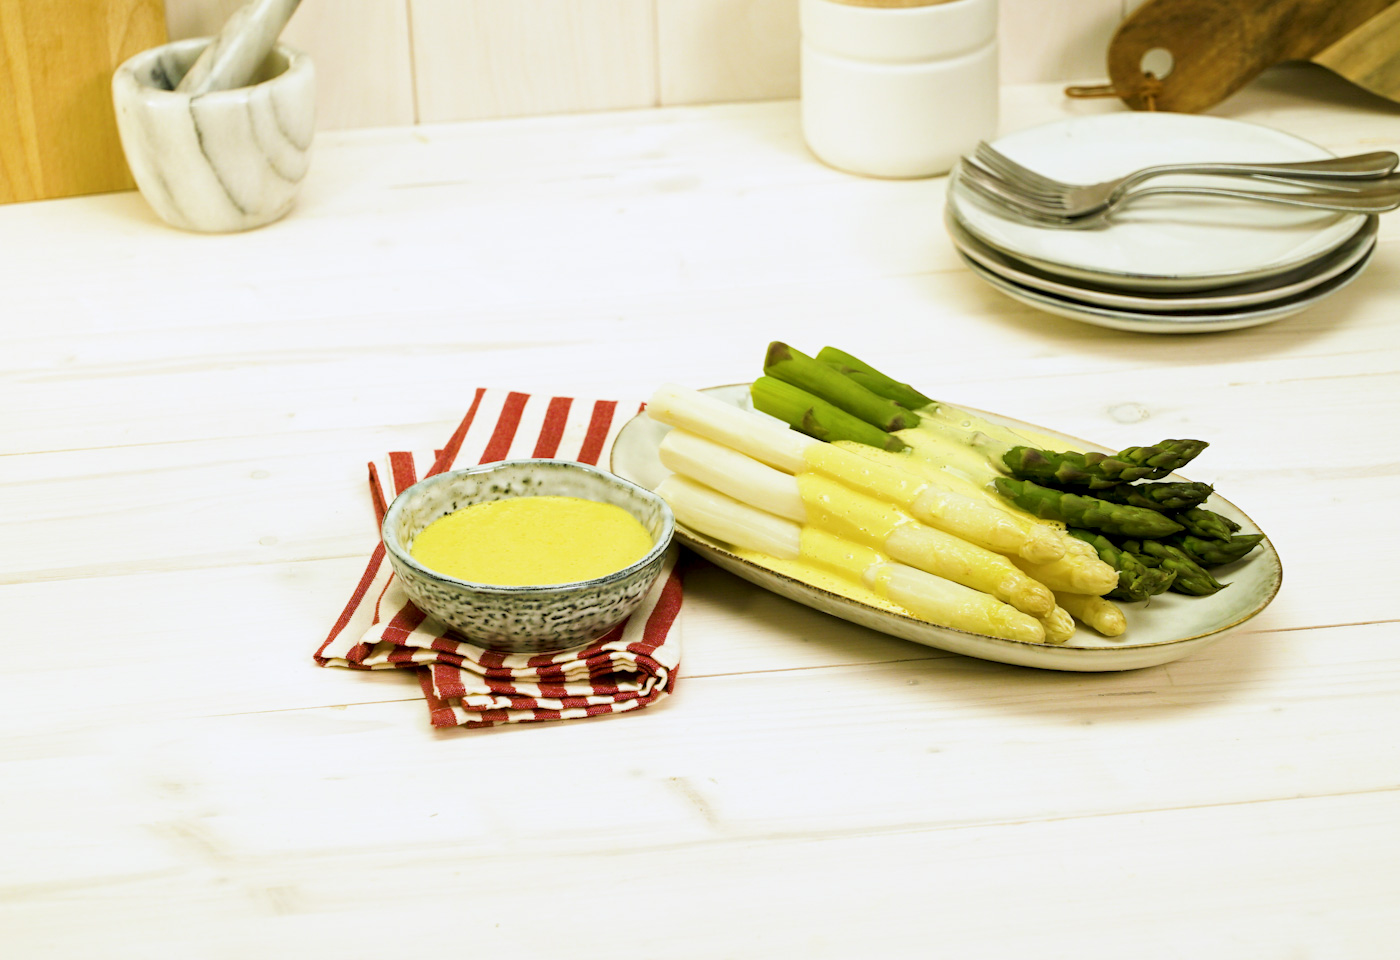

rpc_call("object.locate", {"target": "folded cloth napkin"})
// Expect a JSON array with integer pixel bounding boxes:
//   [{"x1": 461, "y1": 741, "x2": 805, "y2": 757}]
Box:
[{"x1": 315, "y1": 389, "x2": 684, "y2": 728}]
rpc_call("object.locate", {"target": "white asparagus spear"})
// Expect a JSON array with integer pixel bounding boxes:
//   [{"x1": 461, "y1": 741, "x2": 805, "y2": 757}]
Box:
[
  {"x1": 648, "y1": 383, "x2": 812, "y2": 473},
  {"x1": 660, "y1": 430, "x2": 1054, "y2": 616},
  {"x1": 1034, "y1": 605, "x2": 1076, "y2": 644},
  {"x1": 659, "y1": 428, "x2": 805, "y2": 521},
  {"x1": 1010, "y1": 552, "x2": 1119, "y2": 595},
  {"x1": 1054, "y1": 592, "x2": 1127, "y2": 638},
  {"x1": 655, "y1": 475, "x2": 1046, "y2": 644},
  {"x1": 647, "y1": 384, "x2": 1064, "y2": 563},
  {"x1": 865, "y1": 564, "x2": 1046, "y2": 645},
  {"x1": 654, "y1": 475, "x2": 800, "y2": 559}
]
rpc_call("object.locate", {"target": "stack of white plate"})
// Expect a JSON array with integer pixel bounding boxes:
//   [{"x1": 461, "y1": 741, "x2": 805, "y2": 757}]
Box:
[{"x1": 945, "y1": 113, "x2": 1379, "y2": 334}]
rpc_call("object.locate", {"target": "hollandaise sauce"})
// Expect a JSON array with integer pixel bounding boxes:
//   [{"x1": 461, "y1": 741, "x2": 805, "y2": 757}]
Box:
[
  {"x1": 410, "y1": 496, "x2": 654, "y2": 586},
  {"x1": 730, "y1": 528, "x2": 911, "y2": 617}
]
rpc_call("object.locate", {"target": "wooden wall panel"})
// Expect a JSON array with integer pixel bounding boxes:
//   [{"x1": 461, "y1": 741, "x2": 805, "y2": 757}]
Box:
[
  {"x1": 1, "y1": 0, "x2": 166, "y2": 202},
  {"x1": 657, "y1": 0, "x2": 799, "y2": 106},
  {"x1": 165, "y1": 0, "x2": 416, "y2": 129},
  {"x1": 408, "y1": 0, "x2": 658, "y2": 122}
]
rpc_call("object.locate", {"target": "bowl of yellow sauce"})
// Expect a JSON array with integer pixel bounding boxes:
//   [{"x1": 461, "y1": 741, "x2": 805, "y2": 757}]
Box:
[{"x1": 381, "y1": 459, "x2": 674, "y2": 653}]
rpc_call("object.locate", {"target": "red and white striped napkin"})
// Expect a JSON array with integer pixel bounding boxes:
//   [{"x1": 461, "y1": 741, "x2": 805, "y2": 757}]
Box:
[{"x1": 315, "y1": 389, "x2": 684, "y2": 728}]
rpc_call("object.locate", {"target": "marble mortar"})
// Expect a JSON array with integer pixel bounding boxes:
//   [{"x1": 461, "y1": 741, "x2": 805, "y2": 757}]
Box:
[{"x1": 113, "y1": 37, "x2": 314, "y2": 233}]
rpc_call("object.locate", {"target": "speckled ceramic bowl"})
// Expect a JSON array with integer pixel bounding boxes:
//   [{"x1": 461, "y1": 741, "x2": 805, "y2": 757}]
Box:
[{"x1": 381, "y1": 459, "x2": 675, "y2": 654}]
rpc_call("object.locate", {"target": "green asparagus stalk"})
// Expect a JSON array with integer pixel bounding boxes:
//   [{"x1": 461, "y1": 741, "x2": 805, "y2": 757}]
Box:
[
  {"x1": 764, "y1": 342, "x2": 920, "y2": 432},
  {"x1": 1068, "y1": 528, "x2": 1176, "y2": 602},
  {"x1": 751, "y1": 376, "x2": 907, "y2": 452},
  {"x1": 1132, "y1": 540, "x2": 1228, "y2": 596},
  {"x1": 1173, "y1": 506, "x2": 1241, "y2": 541},
  {"x1": 1168, "y1": 533, "x2": 1264, "y2": 568},
  {"x1": 993, "y1": 478, "x2": 1185, "y2": 539},
  {"x1": 1002, "y1": 440, "x2": 1209, "y2": 490},
  {"x1": 1090, "y1": 481, "x2": 1215, "y2": 512},
  {"x1": 813, "y1": 346, "x2": 934, "y2": 410},
  {"x1": 1117, "y1": 541, "x2": 1159, "y2": 566}
]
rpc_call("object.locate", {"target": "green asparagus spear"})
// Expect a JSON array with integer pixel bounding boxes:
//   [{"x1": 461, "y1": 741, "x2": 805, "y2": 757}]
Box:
[
  {"x1": 813, "y1": 346, "x2": 934, "y2": 411},
  {"x1": 1168, "y1": 533, "x2": 1264, "y2": 568},
  {"x1": 750, "y1": 376, "x2": 907, "y2": 452},
  {"x1": 1172, "y1": 507, "x2": 1241, "y2": 541},
  {"x1": 1090, "y1": 481, "x2": 1215, "y2": 512},
  {"x1": 1133, "y1": 540, "x2": 1228, "y2": 596},
  {"x1": 1002, "y1": 440, "x2": 1209, "y2": 491},
  {"x1": 1068, "y1": 528, "x2": 1177, "y2": 602},
  {"x1": 1118, "y1": 541, "x2": 1157, "y2": 565},
  {"x1": 764, "y1": 342, "x2": 920, "y2": 432},
  {"x1": 993, "y1": 478, "x2": 1185, "y2": 538}
]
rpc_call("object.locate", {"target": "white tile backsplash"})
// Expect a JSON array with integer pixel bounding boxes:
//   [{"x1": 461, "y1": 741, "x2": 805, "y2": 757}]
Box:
[
  {"x1": 165, "y1": 0, "x2": 1132, "y2": 130},
  {"x1": 999, "y1": 0, "x2": 1123, "y2": 84}
]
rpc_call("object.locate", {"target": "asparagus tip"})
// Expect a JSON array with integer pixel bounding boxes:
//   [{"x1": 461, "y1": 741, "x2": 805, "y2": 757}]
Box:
[{"x1": 764, "y1": 341, "x2": 794, "y2": 366}]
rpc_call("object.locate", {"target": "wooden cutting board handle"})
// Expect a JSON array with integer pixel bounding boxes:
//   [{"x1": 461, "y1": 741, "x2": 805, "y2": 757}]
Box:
[
  {"x1": 0, "y1": 0, "x2": 167, "y2": 204},
  {"x1": 1107, "y1": 0, "x2": 1400, "y2": 113}
]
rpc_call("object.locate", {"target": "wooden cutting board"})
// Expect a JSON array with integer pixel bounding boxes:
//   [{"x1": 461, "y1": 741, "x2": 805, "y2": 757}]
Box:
[
  {"x1": 0, "y1": 0, "x2": 167, "y2": 204},
  {"x1": 1106, "y1": 0, "x2": 1400, "y2": 113}
]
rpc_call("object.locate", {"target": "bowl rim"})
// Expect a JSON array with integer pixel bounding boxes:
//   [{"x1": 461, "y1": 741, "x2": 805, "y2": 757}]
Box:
[
  {"x1": 115, "y1": 36, "x2": 312, "y2": 95},
  {"x1": 380, "y1": 458, "x2": 675, "y2": 596}
]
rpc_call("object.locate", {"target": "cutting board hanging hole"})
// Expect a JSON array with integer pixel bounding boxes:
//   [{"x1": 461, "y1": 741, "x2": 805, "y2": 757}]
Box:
[{"x1": 1140, "y1": 48, "x2": 1175, "y2": 80}]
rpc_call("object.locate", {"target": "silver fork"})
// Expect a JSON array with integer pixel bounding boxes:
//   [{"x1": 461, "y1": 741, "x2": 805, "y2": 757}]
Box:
[
  {"x1": 972, "y1": 141, "x2": 1400, "y2": 216},
  {"x1": 954, "y1": 159, "x2": 1400, "y2": 228}
]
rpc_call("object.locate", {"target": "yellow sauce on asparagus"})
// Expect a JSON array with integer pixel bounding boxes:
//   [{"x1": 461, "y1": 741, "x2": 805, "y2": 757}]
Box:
[
  {"x1": 729, "y1": 536, "x2": 911, "y2": 617},
  {"x1": 410, "y1": 496, "x2": 653, "y2": 586},
  {"x1": 726, "y1": 468, "x2": 917, "y2": 615}
]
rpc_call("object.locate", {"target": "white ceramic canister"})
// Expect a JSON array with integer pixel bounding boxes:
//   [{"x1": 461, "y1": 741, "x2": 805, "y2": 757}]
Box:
[{"x1": 800, "y1": 0, "x2": 998, "y2": 178}]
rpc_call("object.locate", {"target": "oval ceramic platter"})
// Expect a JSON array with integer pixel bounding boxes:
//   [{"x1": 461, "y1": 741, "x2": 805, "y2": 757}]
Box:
[{"x1": 610, "y1": 384, "x2": 1282, "y2": 672}]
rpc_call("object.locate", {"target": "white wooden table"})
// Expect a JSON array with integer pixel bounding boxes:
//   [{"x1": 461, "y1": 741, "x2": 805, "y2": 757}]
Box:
[{"x1": 5, "y1": 69, "x2": 1400, "y2": 958}]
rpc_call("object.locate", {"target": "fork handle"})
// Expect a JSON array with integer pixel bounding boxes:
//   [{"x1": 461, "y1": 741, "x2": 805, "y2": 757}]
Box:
[
  {"x1": 1120, "y1": 152, "x2": 1399, "y2": 193},
  {"x1": 1126, "y1": 183, "x2": 1400, "y2": 215}
]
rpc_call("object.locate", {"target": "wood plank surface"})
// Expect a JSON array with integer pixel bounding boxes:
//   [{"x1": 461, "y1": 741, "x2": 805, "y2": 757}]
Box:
[{"x1": 3, "y1": 79, "x2": 1399, "y2": 957}]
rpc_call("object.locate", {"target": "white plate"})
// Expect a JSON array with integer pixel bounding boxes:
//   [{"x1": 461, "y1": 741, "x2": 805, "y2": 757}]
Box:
[
  {"x1": 961, "y1": 241, "x2": 1373, "y2": 334},
  {"x1": 948, "y1": 113, "x2": 1369, "y2": 291},
  {"x1": 949, "y1": 210, "x2": 1379, "y2": 313},
  {"x1": 610, "y1": 385, "x2": 1282, "y2": 672}
]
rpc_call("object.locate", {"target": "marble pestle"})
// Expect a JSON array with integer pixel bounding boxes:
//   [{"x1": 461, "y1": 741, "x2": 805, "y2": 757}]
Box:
[
  {"x1": 177, "y1": 0, "x2": 303, "y2": 94},
  {"x1": 113, "y1": 0, "x2": 316, "y2": 233}
]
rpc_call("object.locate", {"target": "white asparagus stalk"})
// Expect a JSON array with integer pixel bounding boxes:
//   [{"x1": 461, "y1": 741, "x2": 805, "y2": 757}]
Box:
[
  {"x1": 1054, "y1": 592, "x2": 1127, "y2": 638},
  {"x1": 808, "y1": 440, "x2": 1055, "y2": 561},
  {"x1": 1010, "y1": 552, "x2": 1119, "y2": 596},
  {"x1": 802, "y1": 473, "x2": 1055, "y2": 617},
  {"x1": 662, "y1": 430, "x2": 1053, "y2": 616},
  {"x1": 654, "y1": 475, "x2": 1046, "y2": 644},
  {"x1": 648, "y1": 383, "x2": 812, "y2": 473},
  {"x1": 655, "y1": 475, "x2": 800, "y2": 559},
  {"x1": 659, "y1": 429, "x2": 805, "y2": 521},
  {"x1": 1034, "y1": 605, "x2": 1076, "y2": 644},
  {"x1": 867, "y1": 564, "x2": 1045, "y2": 645},
  {"x1": 648, "y1": 385, "x2": 1063, "y2": 563},
  {"x1": 1057, "y1": 530, "x2": 1101, "y2": 560},
  {"x1": 907, "y1": 483, "x2": 1062, "y2": 563}
]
